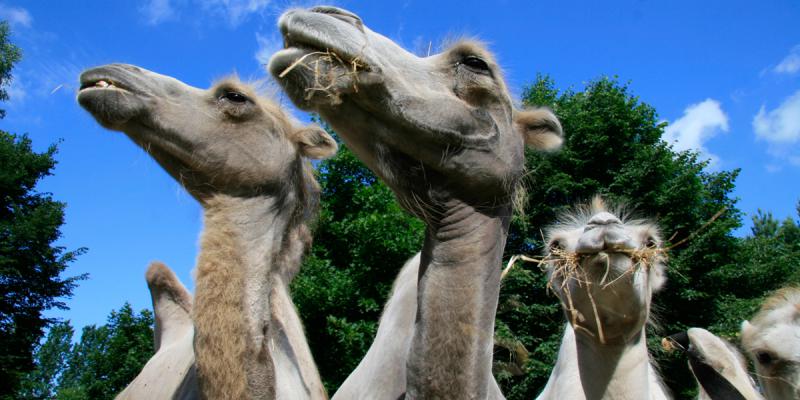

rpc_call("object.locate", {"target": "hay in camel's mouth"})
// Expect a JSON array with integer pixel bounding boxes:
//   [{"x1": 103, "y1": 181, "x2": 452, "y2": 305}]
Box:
[
  {"x1": 278, "y1": 47, "x2": 369, "y2": 105},
  {"x1": 505, "y1": 246, "x2": 666, "y2": 345}
]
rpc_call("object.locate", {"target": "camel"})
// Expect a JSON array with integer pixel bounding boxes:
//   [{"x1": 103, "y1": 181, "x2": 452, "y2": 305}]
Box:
[
  {"x1": 77, "y1": 63, "x2": 337, "y2": 399},
  {"x1": 741, "y1": 287, "x2": 800, "y2": 400},
  {"x1": 536, "y1": 197, "x2": 670, "y2": 400},
  {"x1": 269, "y1": 6, "x2": 563, "y2": 399},
  {"x1": 117, "y1": 262, "x2": 198, "y2": 399},
  {"x1": 662, "y1": 328, "x2": 762, "y2": 400}
]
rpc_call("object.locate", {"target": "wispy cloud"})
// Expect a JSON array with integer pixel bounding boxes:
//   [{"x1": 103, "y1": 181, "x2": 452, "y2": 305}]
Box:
[
  {"x1": 139, "y1": 0, "x2": 271, "y2": 27},
  {"x1": 255, "y1": 31, "x2": 281, "y2": 65},
  {"x1": 663, "y1": 99, "x2": 729, "y2": 168},
  {"x1": 201, "y1": 0, "x2": 271, "y2": 26},
  {"x1": 773, "y1": 45, "x2": 800, "y2": 75},
  {"x1": 140, "y1": 0, "x2": 177, "y2": 25},
  {"x1": 6, "y1": 74, "x2": 26, "y2": 103},
  {"x1": 0, "y1": 3, "x2": 32, "y2": 29},
  {"x1": 754, "y1": 89, "x2": 800, "y2": 167}
]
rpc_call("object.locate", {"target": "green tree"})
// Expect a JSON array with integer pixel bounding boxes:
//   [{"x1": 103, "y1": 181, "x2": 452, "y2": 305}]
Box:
[
  {"x1": 292, "y1": 134, "x2": 424, "y2": 390},
  {"x1": 55, "y1": 304, "x2": 154, "y2": 399},
  {"x1": 16, "y1": 322, "x2": 74, "y2": 399},
  {"x1": 494, "y1": 75, "x2": 742, "y2": 399},
  {"x1": 707, "y1": 207, "x2": 800, "y2": 338},
  {"x1": 0, "y1": 21, "x2": 22, "y2": 119},
  {"x1": 0, "y1": 21, "x2": 85, "y2": 399}
]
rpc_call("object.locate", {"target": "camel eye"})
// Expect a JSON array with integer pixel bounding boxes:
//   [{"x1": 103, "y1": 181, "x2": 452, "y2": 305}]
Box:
[
  {"x1": 646, "y1": 237, "x2": 657, "y2": 248},
  {"x1": 220, "y1": 91, "x2": 248, "y2": 103},
  {"x1": 549, "y1": 240, "x2": 564, "y2": 252},
  {"x1": 756, "y1": 351, "x2": 775, "y2": 365},
  {"x1": 460, "y1": 56, "x2": 490, "y2": 73}
]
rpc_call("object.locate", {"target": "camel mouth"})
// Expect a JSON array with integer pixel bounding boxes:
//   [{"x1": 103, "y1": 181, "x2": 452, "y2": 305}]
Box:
[
  {"x1": 269, "y1": 8, "x2": 376, "y2": 109},
  {"x1": 78, "y1": 78, "x2": 131, "y2": 93},
  {"x1": 77, "y1": 66, "x2": 147, "y2": 128}
]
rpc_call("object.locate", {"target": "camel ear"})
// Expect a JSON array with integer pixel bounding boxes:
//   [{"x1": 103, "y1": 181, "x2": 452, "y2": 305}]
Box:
[
  {"x1": 741, "y1": 320, "x2": 752, "y2": 334},
  {"x1": 146, "y1": 261, "x2": 192, "y2": 352},
  {"x1": 650, "y1": 266, "x2": 667, "y2": 292},
  {"x1": 294, "y1": 124, "x2": 338, "y2": 159},
  {"x1": 514, "y1": 108, "x2": 564, "y2": 151}
]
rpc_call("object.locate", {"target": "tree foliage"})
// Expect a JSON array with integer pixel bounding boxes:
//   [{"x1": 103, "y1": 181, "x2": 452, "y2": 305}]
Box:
[
  {"x1": 0, "y1": 21, "x2": 85, "y2": 399},
  {"x1": 0, "y1": 21, "x2": 22, "y2": 119},
  {"x1": 17, "y1": 304, "x2": 154, "y2": 400}
]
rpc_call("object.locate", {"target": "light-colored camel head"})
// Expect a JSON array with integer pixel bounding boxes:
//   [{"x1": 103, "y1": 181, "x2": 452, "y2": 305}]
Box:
[
  {"x1": 77, "y1": 63, "x2": 337, "y2": 204},
  {"x1": 741, "y1": 287, "x2": 800, "y2": 400},
  {"x1": 544, "y1": 197, "x2": 666, "y2": 345},
  {"x1": 269, "y1": 6, "x2": 562, "y2": 218}
]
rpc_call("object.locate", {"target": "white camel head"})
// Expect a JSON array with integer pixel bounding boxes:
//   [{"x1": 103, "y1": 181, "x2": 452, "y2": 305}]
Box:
[
  {"x1": 741, "y1": 287, "x2": 800, "y2": 400},
  {"x1": 269, "y1": 6, "x2": 562, "y2": 220},
  {"x1": 544, "y1": 197, "x2": 667, "y2": 345}
]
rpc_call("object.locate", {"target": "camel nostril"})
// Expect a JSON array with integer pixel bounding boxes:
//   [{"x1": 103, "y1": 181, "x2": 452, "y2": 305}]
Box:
[{"x1": 310, "y1": 6, "x2": 364, "y2": 32}]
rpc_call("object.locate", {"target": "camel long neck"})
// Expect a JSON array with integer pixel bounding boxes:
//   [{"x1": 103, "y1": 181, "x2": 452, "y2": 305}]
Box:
[
  {"x1": 539, "y1": 325, "x2": 658, "y2": 400},
  {"x1": 575, "y1": 329, "x2": 654, "y2": 400},
  {"x1": 405, "y1": 199, "x2": 509, "y2": 399},
  {"x1": 193, "y1": 194, "x2": 291, "y2": 400}
]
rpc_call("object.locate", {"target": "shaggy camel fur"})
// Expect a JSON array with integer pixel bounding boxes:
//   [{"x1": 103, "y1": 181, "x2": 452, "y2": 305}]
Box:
[
  {"x1": 537, "y1": 197, "x2": 669, "y2": 400},
  {"x1": 78, "y1": 64, "x2": 336, "y2": 399},
  {"x1": 741, "y1": 287, "x2": 800, "y2": 400},
  {"x1": 663, "y1": 328, "x2": 762, "y2": 400},
  {"x1": 117, "y1": 262, "x2": 198, "y2": 399},
  {"x1": 270, "y1": 6, "x2": 563, "y2": 399}
]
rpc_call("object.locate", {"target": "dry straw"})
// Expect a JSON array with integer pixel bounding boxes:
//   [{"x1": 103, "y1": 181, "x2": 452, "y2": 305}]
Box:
[{"x1": 278, "y1": 49, "x2": 367, "y2": 104}]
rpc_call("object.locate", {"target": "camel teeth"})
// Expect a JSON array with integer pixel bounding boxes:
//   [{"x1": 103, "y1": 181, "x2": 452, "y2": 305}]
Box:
[{"x1": 95, "y1": 80, "x2": 110, "y2": 88}]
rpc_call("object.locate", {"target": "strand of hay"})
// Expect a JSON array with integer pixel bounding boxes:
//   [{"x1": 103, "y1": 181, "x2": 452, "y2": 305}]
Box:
[{"x1": 278, "y1": 49, "x2": 367, "y2": 105}]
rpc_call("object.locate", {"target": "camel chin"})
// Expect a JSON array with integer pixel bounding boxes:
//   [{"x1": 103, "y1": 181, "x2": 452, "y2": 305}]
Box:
[{"x1": 77, "y1": 83, "x2": 144, "y2": 128}]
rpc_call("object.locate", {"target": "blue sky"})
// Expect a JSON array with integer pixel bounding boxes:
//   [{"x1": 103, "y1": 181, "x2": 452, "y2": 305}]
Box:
[{"x1": 1, "y1": 0, "x2": 798, "y2": 333}]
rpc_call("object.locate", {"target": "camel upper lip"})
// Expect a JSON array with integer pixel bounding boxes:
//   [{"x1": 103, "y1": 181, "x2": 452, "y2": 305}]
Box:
[
  {"x1": 277, "y1": 9, "x2": 370, "y2": 69},
  {"x1": 78, "y1": 68, "x2": 135, "y2": 93}
]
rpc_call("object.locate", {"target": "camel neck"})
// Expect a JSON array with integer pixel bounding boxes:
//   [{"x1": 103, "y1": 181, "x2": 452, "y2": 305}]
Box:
[
  {"x1": 405, "y1": 199, "x2": 510, "y2": 399},
  {"x1": 574, "y1": 329, "x2": 653, "y2": 400},
  {"x1": 193, "y1": 193, "x2": 293, "y2": 399}
]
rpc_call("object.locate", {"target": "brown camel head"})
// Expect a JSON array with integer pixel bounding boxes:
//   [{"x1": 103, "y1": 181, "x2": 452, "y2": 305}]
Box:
[{"x1": 78, "y1": 63, "x2": 336, "y2": 203}]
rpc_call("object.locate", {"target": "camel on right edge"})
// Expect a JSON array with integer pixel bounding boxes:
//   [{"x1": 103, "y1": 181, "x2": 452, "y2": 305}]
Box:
[
  {"x1": 663, "y1": 327, "x2": 762, "y2": 400},
  {"x1": 269, "y1": 6, "x2": 563, "y2": 399},
  {"x1": 537, "y1": 197, "x2": 670, "y2": 400},
  {"x1": 742, "y1": 287, "x2": 800, "y2": 400}
]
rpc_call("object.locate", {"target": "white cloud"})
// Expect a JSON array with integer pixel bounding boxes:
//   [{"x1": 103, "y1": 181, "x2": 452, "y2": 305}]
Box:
[
  {"x1": 774, "y1": 45, "x2": 800, "y2": 75},
  {"x1": 753, "y1": 90, "x2": 800, "y2": 167},
  {"x1": 140, "y1": 0, "x2": 176, "y2": 25},
  {"x1": 754, "y1": 89, "x2": 800, "y2": 144},
  {"x1": 0, "y1": 4, "x2": 32, "y2": 28},
  {"x1": 663, "y1": 99, "x2": 729, "y2": 167}
]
